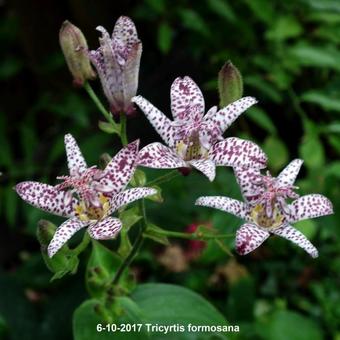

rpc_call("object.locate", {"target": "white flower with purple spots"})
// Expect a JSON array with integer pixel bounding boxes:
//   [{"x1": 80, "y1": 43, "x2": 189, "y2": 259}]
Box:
[
  {"x1": 15, "y1": 134, "x2": 156, "y2": 257},
  {"x1": 89, "y1": 16, "x2": 142, "y2": 116},
  {"x1": 196, "y1": 159, "x2": 333, "y2": 257},
  {"x1": 132, "y1": 76, "x2": 267, "y2": 181}
]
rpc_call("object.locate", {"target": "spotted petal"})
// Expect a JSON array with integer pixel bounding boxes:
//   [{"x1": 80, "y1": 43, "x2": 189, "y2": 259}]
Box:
[
  {"x1": 132, "y1": 96, "x2": 175, "y2": 146},
  {"x1": 88, "y1": 217, "x2": 122, "y2": 240},
  {"x1": 277, "y1": 159, "x2": 303, "y2": 187},
  {"x1": 287, "y1": 194, "x2": 333, "y2": 223},
  {"x1": 189, "y1": 159, "x2": 216, "y2": 182},
  {"x1": 236, "y1": 223, "x2": 270, "y2": 255},
  {"x1": 170, "y1": 76, "x2": 205, "y2": 121},
  {"x1": 47, "y1": 218, "x2": 89, "y2": 257},
  {"x1": 195, "y1": 196, "x2": 250, "y2": 220},
  {"x1": 112, "y1": 16, "x2": 139, "y2": 47},
  {"x1": 64, "y1": 134, "x2": 87, "y2": 176},
  {"x1": 204, "y1": 97, "x2": 257, "y2": 134},
  {"x1": 234, "y1": 167, "x2": 262, "y2": 203},
  {"x1": 100, "y1": 140, "x2": 139, "y2": 195},
  {"x1": 16, "y1": 181, "x2": 78, "y2": 218},
  {"x1": 210, "y1": 137, "x2": 267, "y2": 169},
  {"x1": 109, "y1": 187, "x2": 157, "y2": 213},
  {"x1": 123, "y1": 42, "x2": 142, "y2": 108},
  {"x1": 272, "y1": 224, "x2": 318, "y2": 258},
  {"x1": 138, "y1": 142, "x2": 187, "y2": 169}
]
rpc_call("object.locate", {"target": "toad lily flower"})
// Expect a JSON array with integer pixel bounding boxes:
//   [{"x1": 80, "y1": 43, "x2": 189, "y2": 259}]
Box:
[
  {"x1": 15, "y1": 134, "x2": 156, "y2": 257},
  {"x1": 196, "y1": 159, "x2": 333, "y2": 257},
  {"x1": 132, "y1": 76, "x2": 267, "y2": 181},
  {"x1": 89, "y1": 16, "x2": 142, "y2": 116}
]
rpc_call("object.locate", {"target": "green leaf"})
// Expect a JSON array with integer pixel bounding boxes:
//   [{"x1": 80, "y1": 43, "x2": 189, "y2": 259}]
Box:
[
  {"x1": 227, "y1": 278, "x2": 255, "y2": 322},
  {"x1": 179, "y1": 9, "x2": 210, "y2": 37},
  {"x1": 325, "y1": 161, "x2": 340, "y2": 178},
  {"x1": 266, "y1": 16, "x2": 303, "y2": 41},
  {"x1": 244, "y1": 0, "x2": 275, "y2": 24},
  {"x1": 247, "y1": 107, "x2": 277, "y2": 134},
  {"x1": 144, "y1": 223, "x2": 170, "y2": 245},
  {"x1": 74, "y1": 284, "x2": 230, "y2": 339},
  {"x1": 301, "y1": 90, "x2": 340, "y2": 112},
  {"x1": 245, "y1": 75, "x2": 282, "y2": 103},
  {"x1": 131, "y1": 283, "x2": 229, "y2": 338},
  {"x1": 37, "y1": 220, "x2": 80, "y2": 281},
  {"x1": 207, "y1": 0, "x2": 236, "y2": 22},
  {"x1": 86, "y1": 241, "x2": 125, "y2": 298},
  {"x1": 73, "y1": 298, "x2": 147, "y2": 340},
  {"x1": 157, "y1": 22, "x2": 173, "y2": 54},
  {"x1": 259, "y1": 310, "x2": 323, "y2": 340},
  {"x1": 289, "y1": 44, "x2": 340, "y2": 71},
  {"x1": 263, "y1": 136, "x2": 289, "y2": 171},
  {"x1": 119, "y1": 207, "x2": 142, "y2": 232},
  {"x1": 299, "y1": 135, "x2": 325, "y2": 169},
  {"x1": 294, "y1": 219, "x2": 318, "y2": 239}
]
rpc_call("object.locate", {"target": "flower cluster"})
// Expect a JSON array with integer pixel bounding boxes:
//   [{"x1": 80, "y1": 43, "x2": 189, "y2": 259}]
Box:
[{"x1": 16, "y1": 15, "x2": 333, "y2": 261}]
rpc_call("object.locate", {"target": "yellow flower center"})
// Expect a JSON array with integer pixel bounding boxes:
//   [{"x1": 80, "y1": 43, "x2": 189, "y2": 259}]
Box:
[
  {"x1": 175, "y1": 138, "x2": 209, "y2": 161},
  {"x1": 74, "y1": 193, "x2": 110, "y2": 221},
  {"x1": 250, "y1": 204, "x2": 285, "y2": 230}
]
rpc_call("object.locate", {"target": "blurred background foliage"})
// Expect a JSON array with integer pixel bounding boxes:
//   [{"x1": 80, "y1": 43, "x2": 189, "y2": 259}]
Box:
[{"x1": 0, "y1": 0, "x2": 339, "y2": 339}]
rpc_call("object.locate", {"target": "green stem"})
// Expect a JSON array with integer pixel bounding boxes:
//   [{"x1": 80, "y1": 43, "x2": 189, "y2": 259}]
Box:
[
  {"x1": 151, "y1": 228, "x2": 234, "y2": 240},
  {"x1": 110, "y1": 199, "x2": 147, "y2": 286},
  {"x1": 120, "y1": 113, "x2": 128, "y2": 146},
  {"x1": 147, "y1": 170, "x2": 180, "y2": 186},
  {"x1": 83, "y1": 82, "x2": 119, "y2": 132},
  {"x1": 73, "y1": 232, "x2": 91, "y2": 255}
]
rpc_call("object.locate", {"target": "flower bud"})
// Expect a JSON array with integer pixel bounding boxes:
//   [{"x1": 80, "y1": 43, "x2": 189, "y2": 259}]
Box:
[
  {"x1": 59, "y1": 20, "x2": 96, "y2": 86},
  {"x1": 218, "y1": 61, "x2": 243, "y2": 108},
  {"x1": 37, "y1": 219, "x2": 56, "y2": 246}
]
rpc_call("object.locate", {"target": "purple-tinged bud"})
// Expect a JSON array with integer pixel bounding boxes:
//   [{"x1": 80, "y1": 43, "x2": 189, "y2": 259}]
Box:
[
  {"x1": 59, "y1": 20, "x2": 96, "y2": 87},
  {"x1": 89, "y1": 16, "x2": 142, "y2": 117},
  {"x1": 218, "y1": 61, "x2": 243, "y2": 108}
]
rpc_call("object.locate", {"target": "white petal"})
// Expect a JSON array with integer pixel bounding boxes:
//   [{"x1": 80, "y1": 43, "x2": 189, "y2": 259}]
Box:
[
  {"x1": 170, "y1": 76, "x2": 205, "y2": 121},
  {"x1": 204, "y1": 96, "x2": 257, "y2": 134},
  {"x1": 272, "y1": 224, "x2": 318, "y2": 258},
  {"x1": 132, "y1": 96, "x2": 176, "y2": 147},
  {"x1": 287, "y1": 194, "x2": 333, "y2": 223},
  {"x1": 277, "y1": 159, "x2": 303, "y2": 187},
  {"x1": 195, "y1": 196, "x2": 250, "y2": 220},
  {"x1": 189, "y1": 159, "x2": 216, "y2": 181},
  {"x1": 88, "y1": 217, "x2": 122, "y2": 240},
  {"x1": 100, "y1": 140, "x2": 139, "y2": 195},
  {"x1": 234, "y1": 167, "x2": 263, "y2": 203},
  {"x1": 64, "y1": 134, "x2": 87, "y2": 176},
  {"x1": 210, "y1": 137, "x2": 267, "y2": 169},
  {"x1": 236, "y1": 223, "x2": 270, "y2": 255},
  {"x1": 47, "y1": 218, "x2": 89, "y2": 257},
  {"x1": 15, "y1": 181, "x2": 78, "y2": 218},
  {"x1": 109, "y1": 187, "x2": 157, "y2": 213},
  {"x1": 138, "y1": 142, "x2": 187, "y2": 169}
]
